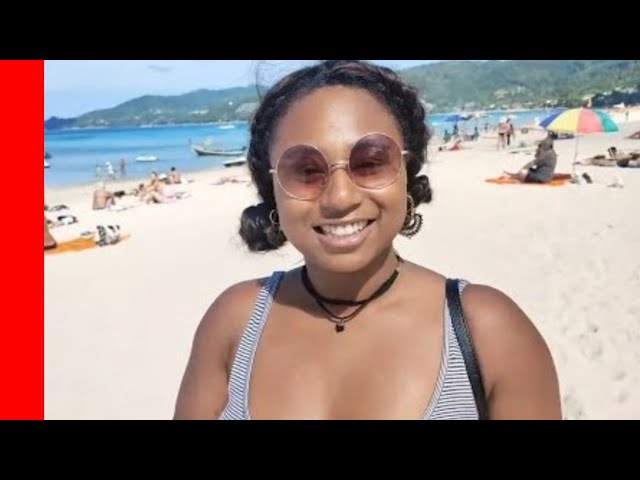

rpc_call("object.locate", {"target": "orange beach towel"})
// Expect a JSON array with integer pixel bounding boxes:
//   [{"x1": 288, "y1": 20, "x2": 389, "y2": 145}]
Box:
[
  {"x1": 45, "y1": 234, "x2": 130, "y2": 255},
  {"x1": 485, "y1": 173, "x2": 572, "y2": 186}
]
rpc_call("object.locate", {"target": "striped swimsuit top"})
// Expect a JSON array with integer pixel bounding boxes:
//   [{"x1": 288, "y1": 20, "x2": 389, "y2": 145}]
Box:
[{"x1": 219, "y1": 271, "x2": 480, "y2": 420}]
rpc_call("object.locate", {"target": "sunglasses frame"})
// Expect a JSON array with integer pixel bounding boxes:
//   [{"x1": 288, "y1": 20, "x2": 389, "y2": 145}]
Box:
[{"x1": 269, "y1": 132, "x2": 409, "y2": 201}]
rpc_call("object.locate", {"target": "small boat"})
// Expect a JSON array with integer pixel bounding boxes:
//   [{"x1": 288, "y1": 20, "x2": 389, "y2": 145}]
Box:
[
  {"x1": 223, "y1": 156, "x2": 247, "y2": 168},
  {"x1": 191, "y1": 143, "x2": 246, "y2": 157},
  {"x1": 218, "y1": 124, "x2": 236, "y2": 130},
  {"x1": 44, "y1": 160, "x2": 51, "y2": 169},
  {"x1": 135, "y1": 155, "x2": 159, "y2": 162}
]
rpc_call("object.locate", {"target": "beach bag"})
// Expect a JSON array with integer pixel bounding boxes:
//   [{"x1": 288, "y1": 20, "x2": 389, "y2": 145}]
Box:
[{"x1": 96, "y1": 225, "x2": 121, "y2": 247}]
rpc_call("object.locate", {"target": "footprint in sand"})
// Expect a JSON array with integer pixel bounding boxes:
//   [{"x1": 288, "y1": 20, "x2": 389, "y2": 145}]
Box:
[
  {"x1": 577, "y1": 333, "x2": 604, "y2": 360},
  {"x1": 613, "y1": 369, "x2": 627, "y2": 382},
  {"x1": 563, "y1": 393, "x2": 585, "y2": 420},
  {"x1": 616, "y1": 390, "x2": 629, "y2": 404}
]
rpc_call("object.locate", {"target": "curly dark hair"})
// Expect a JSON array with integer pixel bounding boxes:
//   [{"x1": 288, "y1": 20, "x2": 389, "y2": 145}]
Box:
[{"x1": 239, "y1": 60, "x2": 432, "y2": 252}]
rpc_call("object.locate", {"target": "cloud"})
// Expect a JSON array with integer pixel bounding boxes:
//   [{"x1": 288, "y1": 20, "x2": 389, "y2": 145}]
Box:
[{"x1": 147, "y1": 65, "x2": 172, "y2": 73}]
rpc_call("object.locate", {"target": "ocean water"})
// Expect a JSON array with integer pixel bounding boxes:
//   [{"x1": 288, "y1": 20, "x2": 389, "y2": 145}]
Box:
[{"x1": 44, "y1": 110, "x2": 553, "y2": 188}]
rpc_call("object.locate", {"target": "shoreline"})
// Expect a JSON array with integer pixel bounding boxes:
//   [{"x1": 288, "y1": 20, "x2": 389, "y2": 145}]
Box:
[
  {"x1": 45, "y1": 160, "x2": 244, "y2": 193},
  {"x1": 45, "y1": 164, "x2": 250, "y2": 207}
]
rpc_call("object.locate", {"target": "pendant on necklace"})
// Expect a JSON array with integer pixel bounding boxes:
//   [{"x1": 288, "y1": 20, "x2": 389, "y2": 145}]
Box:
[{"x1": 335, "y1": 324, "x2": 345, "y2": 333}]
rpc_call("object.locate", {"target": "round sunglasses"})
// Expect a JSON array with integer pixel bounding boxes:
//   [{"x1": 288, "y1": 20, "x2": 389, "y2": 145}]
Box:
[{"x1": 270, "y1": 132, "x2": 408, "y2": 201}]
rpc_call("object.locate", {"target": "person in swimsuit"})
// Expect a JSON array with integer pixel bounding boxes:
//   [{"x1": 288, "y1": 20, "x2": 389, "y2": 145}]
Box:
[
  {"x1": 174, "y1": 60, "x2": 561, "y2": 420},
  {"x1": 497, "y1": 121, "x2": 509, "y2": 150}
]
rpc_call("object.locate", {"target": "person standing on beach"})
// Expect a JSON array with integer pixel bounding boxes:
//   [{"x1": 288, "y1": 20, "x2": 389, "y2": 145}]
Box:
[
  {"x1": 119, "y1": 158, "x2": 126, "y2": 178},
  {"x1": 174, "y1": 60, "x2": 561, "y2": 420},
  {"x1": 473, "y1": 126, "x2": 480, "y2": 141},
  {"x1": 106, "y1": 161, "x2": 116, "y2": 181},
  {"x1": 497, "y1": 121, "x2": 509, "y2": 150},
  {"x1": 95, "y1": 164, "x2": 102, "y2": 180},
  {"x1": 506, "y1": 119, "x2": 515, "y2": 146}
]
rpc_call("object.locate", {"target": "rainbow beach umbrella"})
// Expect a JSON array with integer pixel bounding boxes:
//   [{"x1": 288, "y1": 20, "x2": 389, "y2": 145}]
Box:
[
  {"x1": 538, "y1": 107, "x2": 619, "y2": 172},
  {"x1": 539, "y1": 107, "x2": 619, "y2": 134}
]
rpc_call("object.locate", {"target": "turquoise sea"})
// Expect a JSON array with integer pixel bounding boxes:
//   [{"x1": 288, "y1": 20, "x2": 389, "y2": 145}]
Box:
[{"x1": 44, "y1": 110, "x2": 554, "y2": 188}]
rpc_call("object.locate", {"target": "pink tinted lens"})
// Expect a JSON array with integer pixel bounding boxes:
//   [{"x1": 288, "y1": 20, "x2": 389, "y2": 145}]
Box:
[
  {"x1": 277, "y1": 145, "x2": 328, "y2": 199},
  {"x1": 349, "y1": 133, "x2": 402, "y2": 189}
]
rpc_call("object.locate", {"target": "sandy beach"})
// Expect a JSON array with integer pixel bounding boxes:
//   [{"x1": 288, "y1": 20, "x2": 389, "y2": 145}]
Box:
[{"x1": 45, "y1": 118, "x2": 640, "y2": 420}]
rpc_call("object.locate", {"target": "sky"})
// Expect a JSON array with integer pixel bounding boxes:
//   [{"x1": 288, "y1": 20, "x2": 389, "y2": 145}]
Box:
[{"x1": 44, "y1": 60, "x2": 441, "y2": 119}]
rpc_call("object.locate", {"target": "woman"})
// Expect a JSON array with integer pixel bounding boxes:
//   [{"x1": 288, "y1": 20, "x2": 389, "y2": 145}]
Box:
[
  {"x1": 503, "y1": 137, "x2": 557, "y2": 183},
  {"x1": 174, "y1": 60, "x2": 561, "y2": 420},
  {"x1": 497, "y1": 121, "x2": 509, "y2": 150}
]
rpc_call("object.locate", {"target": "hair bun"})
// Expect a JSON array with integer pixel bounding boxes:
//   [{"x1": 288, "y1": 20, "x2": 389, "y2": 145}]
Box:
[{"x1": 239, "y1": 203, "x2": 287, "y2": 252}]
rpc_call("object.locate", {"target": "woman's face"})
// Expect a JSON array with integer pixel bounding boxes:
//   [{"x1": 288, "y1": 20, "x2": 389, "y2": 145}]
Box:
[{"x1": 270, "y1": 86, "x2": 408, "y2": 273}]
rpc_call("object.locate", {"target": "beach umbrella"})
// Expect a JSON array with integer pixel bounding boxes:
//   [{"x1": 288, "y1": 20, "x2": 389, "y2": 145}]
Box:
[
  {"x1": 444, "y1": 114, "x2": 469, "y2": 123},
  {"x1": 539, "y1": 107, "x2": 618, "y2": 134},
  {"x1": 538, "y1": 107, "x2": 619, "y2": 172}
]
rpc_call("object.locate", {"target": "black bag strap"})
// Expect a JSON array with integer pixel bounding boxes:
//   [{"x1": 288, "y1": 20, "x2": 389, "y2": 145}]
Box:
[{"x1": 446, "y1": 278, "x2": 489, "y2": 420}]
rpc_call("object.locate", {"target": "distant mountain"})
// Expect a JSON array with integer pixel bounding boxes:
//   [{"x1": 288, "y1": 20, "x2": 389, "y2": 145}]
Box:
[
  {"x1": 45, "y1": 61, "x2": 640, "y2": 131},
  {"x1": 45, "y1": 86, "x2": 261, "y2": 130},
  {"x1": 400, "y1": 60, "x2": 640, "y2": 111},
  {"x1": 44, "y1": 116, "x2": 77, "y2": 130}
]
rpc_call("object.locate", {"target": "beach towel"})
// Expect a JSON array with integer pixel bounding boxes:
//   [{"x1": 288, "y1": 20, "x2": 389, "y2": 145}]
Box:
[
  {"x1": 485, "y1": 173, "x2": 572, "y2": 186},
  {"x1": 44, "y1": 237, "x2": 97, "y2": 255},
  {"x1": 45, "y1": 233, "x2": 129, "y2": 255}
]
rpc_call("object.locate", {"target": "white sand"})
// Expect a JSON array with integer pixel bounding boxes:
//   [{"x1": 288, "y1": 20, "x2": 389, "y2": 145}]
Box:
[{"x1": 45, "y1": 121, "x2": 640, "y2": 420}]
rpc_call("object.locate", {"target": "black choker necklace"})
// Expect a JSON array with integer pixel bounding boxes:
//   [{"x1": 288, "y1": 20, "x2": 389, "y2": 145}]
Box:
[{"x1": 300, "y1": 255, "x2": 403, "y2": 333}]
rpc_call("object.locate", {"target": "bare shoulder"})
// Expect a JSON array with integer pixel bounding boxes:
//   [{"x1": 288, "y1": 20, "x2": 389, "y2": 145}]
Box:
[
  {"x1": 173, "y1": 277, "x2": 267, "y2": 420},
  {"x1": 459, "y1": 283, "x2": 562, "y2": 419},
  {"x1": 460, "y1": 283, "x2": 538, "y2": 340},
  {"x1": 199, "y1": 277, "x2": 268, "y2": 339}
]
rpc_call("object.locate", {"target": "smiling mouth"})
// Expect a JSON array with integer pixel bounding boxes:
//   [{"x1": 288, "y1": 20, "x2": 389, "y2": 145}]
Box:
[{"x1": 313, "y1": 219, "x2": 375, "y2": 238}]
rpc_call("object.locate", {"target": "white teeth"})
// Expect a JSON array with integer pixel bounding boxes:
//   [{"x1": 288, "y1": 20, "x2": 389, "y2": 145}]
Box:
[{"x1": 320, "y1": 221, "x2": 368, "y2": 237}]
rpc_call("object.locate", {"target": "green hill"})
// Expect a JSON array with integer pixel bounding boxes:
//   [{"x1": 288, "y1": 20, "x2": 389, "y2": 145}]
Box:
[
  {"x1": 45, "y1": 86, "x2": 261, "y2": 130},
  {"x1": 400, "y1": 60, "x2": 640, "y2": 111},
  {"x1": 45, "y1": 60, "x2": 640, "y2": 130}
]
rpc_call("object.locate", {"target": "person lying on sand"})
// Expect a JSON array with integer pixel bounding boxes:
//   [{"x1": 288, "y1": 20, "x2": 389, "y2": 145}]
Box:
[
  {"x1": 140, "y1": 174, "x2": 188, "y2": 203},
  {"x1": 129, "y1": 183, "x2": 146, "y2": 196},
  {"x1": 141, "y1": 181, "x2": 175, "y2": 204},
  {"x1": 576, "y1": 154, "x2": 617, "y2": 167},
  {"x1": 503, "y1": 137, "x2": 557, "y2": 183},
  {"x1": 608, "y1": 147, "x2": 640, "y2": 167},
  {"x1": 135, "y1": 172, "x2": 162, "y2": 201},
  {"x1": 438, "y1": 138, "x2": 464, "y2": 152},
  {"x1": 577, "y1": 148, "x2": 640, "y2": 167}
]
